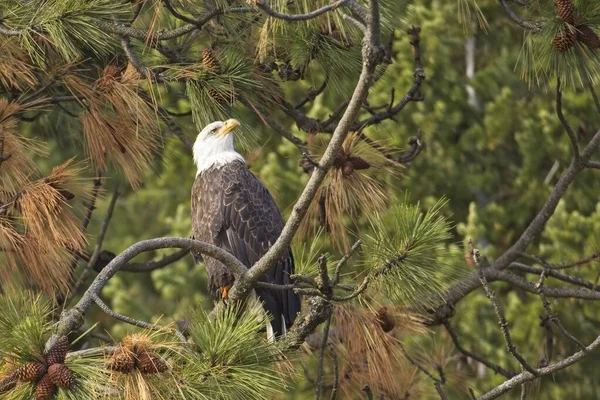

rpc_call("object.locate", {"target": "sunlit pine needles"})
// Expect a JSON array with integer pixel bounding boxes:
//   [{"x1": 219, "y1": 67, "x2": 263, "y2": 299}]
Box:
[
  {"x1": 1, "y1": 159, "x2": 92, "y2": 294},
  {"x1": 333, "y1": 302, "x2": 432, "y2": 399},
  {"x1": 79, "y1": 64, "x2": 160, "y2": 187},
  {"x1": 300, "y1": 132, "x2": 404, "y2": 250}
]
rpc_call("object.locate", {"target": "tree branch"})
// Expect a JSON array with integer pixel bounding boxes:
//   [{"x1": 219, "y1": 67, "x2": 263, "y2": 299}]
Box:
[
  {"x1": 253, "y1": 0, "x2": 349, "y2": 22},
  {"x1": 92, "y1": 294, "x2": 163, "y2": 331},
  {"x1": 473, "y1": 250, "x2": 538, "y2": 375},
  {"x1": 227, "y1": 1, "x2": 385, "y2": 303},
  {"x1": 443, "y1": 321, "x2": 517, "y2": 378},
  {"x1": 556, "y1": 79, "x2": 579, "y2": 161},
  {"x1": 55, "y1": 237, "x2": 247, "y2": 337},
  {"x1": 478, "y1": 332, "x2": 600, "y2": 399},
  {"x1": 498, "y1": 0, "x2": 541, "y2": 31}
]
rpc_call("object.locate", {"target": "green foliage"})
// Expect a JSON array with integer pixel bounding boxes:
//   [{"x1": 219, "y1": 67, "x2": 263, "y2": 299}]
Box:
[
  {"x1": 2, "y1": 0, "x2": 127, "y2": 64},
  {"x1": 363, "y1": 199, "x2": 467, "y2": 312},
  {"x1": 177, "y1": 300, "x2": 290, "y2": 399},
  {"x1": 0, "y1": 290, "x2": 51, "y2": 362}
]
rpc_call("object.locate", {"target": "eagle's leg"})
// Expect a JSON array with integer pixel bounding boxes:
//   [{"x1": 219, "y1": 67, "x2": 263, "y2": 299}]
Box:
[{"x1": 218, "y1": 285, "x2": 232, "y2": 301}]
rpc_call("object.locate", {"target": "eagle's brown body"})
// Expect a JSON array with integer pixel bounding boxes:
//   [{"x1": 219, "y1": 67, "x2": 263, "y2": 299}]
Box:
[{"x1": 191, "y1": 160, "x2": 300, "y2": 336}]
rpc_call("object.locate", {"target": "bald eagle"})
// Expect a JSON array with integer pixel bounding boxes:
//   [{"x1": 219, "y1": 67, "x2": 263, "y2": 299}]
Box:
[{"x1": 190, "y1": 119, "x2": 301, "y2": 339}]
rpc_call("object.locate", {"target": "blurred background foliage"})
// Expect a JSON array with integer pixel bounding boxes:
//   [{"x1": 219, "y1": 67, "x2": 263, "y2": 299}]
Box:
[{"x1": 4, "y1": 0, "x2": 600, "y2": 398}]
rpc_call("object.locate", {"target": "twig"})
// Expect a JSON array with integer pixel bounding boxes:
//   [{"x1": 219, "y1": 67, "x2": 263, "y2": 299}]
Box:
[
  {"x1": 120, "y1": 248, "x2": 190, "y2": 272},
  {"x1": 556, "y1": 79, "x2": 579, "y2": 161},
  {"x1": 478, "y1": 332, "x2": 600, "y2": 399},
  {"x1": 510, "y1": 262, "x2": 599, "y2": 291},
  {"x1": 254, "y1": 0, "x2": 349, "y2": 22},
  {"x1": 68, "y1": 188, "x2": 120, "y2": 303},
  {"x1": 315, "y1": 313, "x2": 332, "y2": 400},
  {"x1": 352, "y1": 27, "x2": 425, "y2": 129},
  {"x1": 443, "y1": 321, "x2": 516, "y2": 378},
  {"x1": 92, "y1": 294, "x2": 162, "y2": 331},
  {"x1": 332, "y1": 240, "x2": 361, "y2": 285},
  {"x1": 329, "y1": 343, "x2": 339, "y2": 400},
  {"x1": 536, "y1": 271, "x2": 586, "y2": 351},
  {"x1": 473, "y1": 250, "x2": 538, "y2": 375},
  {"x1": 398, "y1": 340, "x2": 441, "y2": 383},
  {"x1": 498, "y1": 0, "x2": 541, "y2": 31},
  {"x1": 295, "y1": 75, "x2": 329, "y2": 109},
  {"x1": 362, "y1": 385, "x2": 374, "y2": 400},
  {"x1": 519, "y1": 251, "x2": 600, "y2": 270}
]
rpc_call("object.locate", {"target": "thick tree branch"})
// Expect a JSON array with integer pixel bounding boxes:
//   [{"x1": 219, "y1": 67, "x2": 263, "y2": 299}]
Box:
[
  {"x1": 55, "y1": 237, "x2": 247, "y2": 337},
  {"x1": 227, "y1": 2, "x2": 385, "y2": 303}
]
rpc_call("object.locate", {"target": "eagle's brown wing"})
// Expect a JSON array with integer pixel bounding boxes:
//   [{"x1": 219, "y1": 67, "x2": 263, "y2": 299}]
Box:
[{"x1": 191, "y1": 160, "x2": 300, "y2": 336}]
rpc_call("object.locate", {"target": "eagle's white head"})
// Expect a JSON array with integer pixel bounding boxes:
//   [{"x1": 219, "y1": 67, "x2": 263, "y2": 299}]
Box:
[{"x1": 193, "y1": 118, "x2": 245, "y2": 175}]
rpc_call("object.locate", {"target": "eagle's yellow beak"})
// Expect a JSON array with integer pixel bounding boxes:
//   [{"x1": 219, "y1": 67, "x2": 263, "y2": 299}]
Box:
[{"x1": 215, "y1": 119, "x2": 240, "y2": 137}]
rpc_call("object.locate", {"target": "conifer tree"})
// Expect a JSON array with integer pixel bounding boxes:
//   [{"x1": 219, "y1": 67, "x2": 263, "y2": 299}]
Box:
[{"x1": 2, "y1": 0, "x2": 600, "y2": 399}]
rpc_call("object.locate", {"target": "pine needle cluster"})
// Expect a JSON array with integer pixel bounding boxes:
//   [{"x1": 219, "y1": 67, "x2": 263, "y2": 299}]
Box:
[
  {"x1": 176, "y1": 300, "x2": 291, "y2": 399},
  {"x1": 520, "y1": 0, "x2": 600, "y2": 87},
  {"x1": 0, "y1": 151, "x2": 91, "y2": 294},
  {"x1": 301, "y1": 133, "x2": 404, "y2": 250},
  {"x1": 362, "y1": 199, "x2": 466, "y2": 313},
  {"x1": 0, "y1": 0, "x2": 128, "y2": 64}
]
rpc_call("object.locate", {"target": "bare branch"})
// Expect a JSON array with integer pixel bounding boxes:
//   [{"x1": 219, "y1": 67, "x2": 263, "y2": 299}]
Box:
[
  {"x1": 478, "y1": 332, "x2": 600, "y2": 399},
  {"x1": 556, "y1": 79, "x2": 579, "y2": 161},
  {"x1": 329, "y1": 342, "x2": 339, "y2": 400},
  {"x1": 120, "y1": 248, "x2": 190, "y2": 272},
  {"x1": 498, "y1": 0, "x2": 541, "y2": 31},
  {"x1": 536, "y1": 271, "x2": 586, "y2": 350},
  {"x1": 443, "y1": 321, "x2": 517, "y2": 378},
  {"x1": 68, "y1": 188, "x2": 120, "y2": 303},
  {"x1": 56, "y1": 237, "x2": 248, "y2": 337},
  {"x1": 473, "y1": 250, "x2": 538, "y2": 375},
  {"x1": 253, "y1": 0, "x2": 349, "y2": 22},
  {"x1": 92, "y1": 294, "x2": 162, "y2": 331},
  {"x1": 332, "y1": 240, "x2": 361, "y2": 285},
  {"x1": 315, "y1": 313, "x2": 333, "y2": 400}
]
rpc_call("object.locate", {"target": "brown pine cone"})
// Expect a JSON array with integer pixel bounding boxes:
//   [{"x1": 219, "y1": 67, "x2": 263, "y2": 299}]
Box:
[
  {"x1": 375, "y1": 307, "x2": 395, "y2": 333},
  {"x1": 555, "y1": 0, "x2": 575, "y2": 25},
  {"x1": 35, "y1": 375, "x2": 57, "y2": 400},
  {"x1": 202, "y1": 48, "x2": 220, "y2": 72},
  {"x1": 576, "y1": 25, "x2": 600, "y2": 49},
  {"x1": 347, "y1": 156, "x2": 371, "y2": 170},
  {"x1": 553, "y1": 28, "x2": 577, "y2": 52},
  {"x1": 0, "y1": 373, "x2": 17, "y2": 393},
  {"x1": 45, "y1": 336, "x2": 69, "y2": 365},
  {"x1": 48, "y1": 364, "x2": 76, "y2": 389},
  {"x1": 107, "y1": 349, "x2": 136, "y2": 374},
  {"x1": 15, "y1": 362, "x2": 47, "y2": 382},
  {"x1": 342, "y1": 161, "x2": 355, "y2": 176},
  {"x1": 136, "y1": 351, "x2": 168, "y2": 374}
]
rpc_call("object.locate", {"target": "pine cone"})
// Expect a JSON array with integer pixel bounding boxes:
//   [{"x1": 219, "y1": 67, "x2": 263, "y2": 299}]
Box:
[
  {"x1": 347, "y1": 156, "x2": 371, "y2": 170},
  {"x1": 342, "y1": 161, "x2": 355, "y2": 176},
  {"x1": 576, "y1": 25, "x2": 600, "y2": 49},
  {"x1": 375, "y1": 307, "x2": 395, "y2": 333},
  {"x1": 107, "y1": 349, "x2": 136, "y2": 373},
  {"x1": 0, "y1": 374, "x2": 17, "y2": 393},
  {"x1": 45, "y1": 336, "x2": 69, "y2": 365},
  {"x1": 136, "y1": 351, "x2": 168, "y2": 374},
  {"x1": 206, "y1": 87, "x2": 235, "y2": 104},
  {"x1": 35, "y1": 375, "x2": 57, "y2": 400},
  {"x1": 202, "y1": 48, "x2": 220, "y2": 72},
  {"x1": 555, "y1": 0, "x2": 575, "y2": 25},
  {"x1": 15, "y1": 362, "x2": 47, "y2": 382},
  {"x1": 553, "y1": 28, "x2": 577, "y2": 52},
  {"x1": 48, "y1": 364, "x2": 76, "y2": 389}
]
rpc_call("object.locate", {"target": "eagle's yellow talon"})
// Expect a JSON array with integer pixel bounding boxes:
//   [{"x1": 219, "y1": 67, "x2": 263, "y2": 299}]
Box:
[{"x1": 219, "y1": 285, "x2": 232, "y2": 300}]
